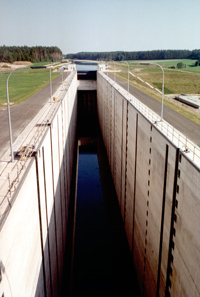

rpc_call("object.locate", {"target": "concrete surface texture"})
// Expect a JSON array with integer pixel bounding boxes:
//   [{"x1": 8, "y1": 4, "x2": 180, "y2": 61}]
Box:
[
  {"x1": 97, "y1": 71, "x2": 200, "y2": 297},
  {"x1": 0, "y1": 73, "x2": 77, "y2": 296}
]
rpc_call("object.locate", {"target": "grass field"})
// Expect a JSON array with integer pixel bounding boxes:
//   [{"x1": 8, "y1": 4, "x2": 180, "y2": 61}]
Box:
[
  {"x1": 113, "y1": 60, "x2": 200, "y2": 94},
  {"x1": 0, "y1": 67, "x2": 60, "y2": 107},
  {"x1": 121, "y1": 59, "x2": 200, "y2": 73},
  {"x1": 140, "y1": 71, "x2": 200, "y2": 94},
  {"x1": 113, "y1": 59, "x2": 200, "y2": 92},
  {"x1": 152, "y1": 59, "x2": 200, "y2": 73}
]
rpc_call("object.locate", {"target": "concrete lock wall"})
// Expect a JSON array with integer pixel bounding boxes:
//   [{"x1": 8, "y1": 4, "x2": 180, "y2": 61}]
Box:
[
  {"x1": 0, "y1": 73, "x2": 78, "y2": 297},
  {"x1": 97, "y1": 71, "x2": 200, "y2": 297}
]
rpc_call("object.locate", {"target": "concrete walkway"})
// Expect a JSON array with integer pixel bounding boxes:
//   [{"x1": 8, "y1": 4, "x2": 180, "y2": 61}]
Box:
[{"x1": 0, "y1": 72, "x2": 70, "y2": 159}]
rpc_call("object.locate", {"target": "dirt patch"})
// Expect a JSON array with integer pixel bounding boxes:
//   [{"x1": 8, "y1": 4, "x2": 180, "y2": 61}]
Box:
[
  {"x1": 138, "y1": 72, "x2": 149, "y2": 77},
  {"x1": 131, "y1": 68, "x2": 142, "y2": 72},
  {"x1": 0, "y1": 61, "x2": 32, "y2": 72}
]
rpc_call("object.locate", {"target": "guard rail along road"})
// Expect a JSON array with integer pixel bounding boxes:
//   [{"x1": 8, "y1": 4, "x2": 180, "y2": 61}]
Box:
[{"x1": 97, "y1": 70, "x2": 200, "y2": 297}]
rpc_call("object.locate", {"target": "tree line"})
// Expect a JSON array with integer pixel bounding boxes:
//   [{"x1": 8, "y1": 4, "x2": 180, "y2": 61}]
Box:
[
  {"x1": 65, "y1": 49, "x2": 200, "y2": 62},
  {"x1": 0, "y1": 46, "x2": 62, "y2": 63}
]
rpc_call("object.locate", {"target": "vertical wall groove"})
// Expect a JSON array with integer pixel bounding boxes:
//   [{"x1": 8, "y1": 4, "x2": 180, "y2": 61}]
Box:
[
  {"x1": 165, "y1": 148, "x2": 180, "y2": 297},
  {"x1": 124, "y1": 101, "x2": 129, "y2": 223},
  {"x1": 120, "y1": 99, "x2": 124, "y2": 208},
  {"x1": 132, "y1": 113, "x2": 138, "y2": 254},
  {"x1": 61, "y1": 101, "x2": 67, "y2": 225},
  {"x1": 50, "y1": 125, "x2": 60, "y2": 293},
  {"x1": 42, "y1": 147, "x2": 53, "y2": 297},
  {"x1": 57, "y1": 116, "x2": 64, "y2": 256},
  {"x1": 156, "y1": 144, "x2": 169, "y2": 297},
  {"x1": 67, "y1": 93, "x2": 71, "y2": 204},
  {"x1": 109, "y1": 84, "x2": 112, "y2": 166},
  {"x1": 35, "y1": 154, "x2": 47, "y2": 297},
  {"x1": 142, "y1": 125, "x2": 153, "y2": 293},
  {"x1": 113, "y1": 89, "x2": 117, "y2": 185}
]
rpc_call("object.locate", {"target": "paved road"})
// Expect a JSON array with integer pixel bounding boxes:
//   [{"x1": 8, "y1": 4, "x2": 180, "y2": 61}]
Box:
[
  {"x1": 0, "y1": 72, "x2": 70, "y2": 158},
  {"x1": 1, "y1": 71, "x2": 199, "y2": 159},
  {"x1": 109, "y1": 74, "x2": 200, "y2": 146}
]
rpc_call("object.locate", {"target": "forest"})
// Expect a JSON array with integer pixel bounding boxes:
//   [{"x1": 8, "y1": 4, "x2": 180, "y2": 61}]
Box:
[
  {"x1": 65, "y1": 49, "x2": 200, "y2": 61},
  {"x1": 0, "y1": 45, "x2": 62, "y2": 63},
  {"x1": 1, "y1": 46, "x2": 200, "y2": 64}
]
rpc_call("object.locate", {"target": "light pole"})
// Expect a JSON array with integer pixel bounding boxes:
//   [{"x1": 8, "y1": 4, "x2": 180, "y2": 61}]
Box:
[
  {"x1": 140, "y1": 62, "x2": 164, "y2": 121},
  {"x1": 6, "y1": 67, "x2": 31, "y2": 162},
  {"x1": 106, "y1": 60, "x2": 109, "y2": 78},
  {"x1": 110, "y1": 60, "x2": 116, "y2": 82},
  {"x1": 122, "y1": 61, "x2": 129, "y2": 95},
  {"x1": 6, "y1": 65, "x2": 49, "y2": 162},
  {"x1": 60, "y1": 67, "x2": 64, "y2": 89},
  {"x1": 50, "y1": 64, "x2": 53, "y2": 103}
]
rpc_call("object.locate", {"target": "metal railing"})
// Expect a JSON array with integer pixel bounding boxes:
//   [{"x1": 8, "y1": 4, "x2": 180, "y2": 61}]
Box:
[
  {"x1": 101, "y1": 71, "x2": 200, "y2": 168},
  {"x1": 0, "y1": 72, "x2": 76, "y2": 220}
]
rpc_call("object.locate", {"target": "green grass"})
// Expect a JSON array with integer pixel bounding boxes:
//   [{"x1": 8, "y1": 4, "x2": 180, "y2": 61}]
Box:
[
  {"x1": 141, "y1": 71, "x2": 200, "y2": 94},
  {"x1": 155, "y1": 59, "x2": 200, "y2": 73},
  {"x1": 31, "y1": 62, "x2": 50, "y2": 67},
  {"x1": 115, "y1": 71, "x2": 200, "y2": 125},
  {"x1": 115, "y1": 60, "x2": 200, "y2": 94},
  {"x1": 0, "y1": 68, "x2": 60, "y2": 107},
  {"x1": 121, "y1": 59, "x2": 200, "y2": 73}
]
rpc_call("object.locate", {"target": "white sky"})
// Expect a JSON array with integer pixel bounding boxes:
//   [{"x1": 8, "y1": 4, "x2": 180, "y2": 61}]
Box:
[{"x1": 0, "y1": 0, "x2": 199, "y2": 54}]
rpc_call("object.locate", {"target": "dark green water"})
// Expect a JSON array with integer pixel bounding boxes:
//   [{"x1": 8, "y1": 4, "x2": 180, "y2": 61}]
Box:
[{"x1": 72, "y1": 135, "x2": 140, "y2": 297}]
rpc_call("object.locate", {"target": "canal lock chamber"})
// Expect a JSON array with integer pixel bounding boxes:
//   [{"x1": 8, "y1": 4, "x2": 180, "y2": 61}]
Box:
[{"x1": 62, "y1": 83, "x2": 140, "y2": 296}]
